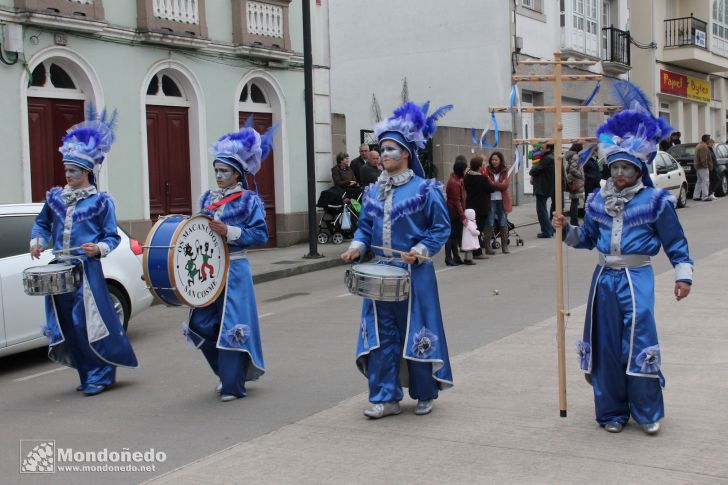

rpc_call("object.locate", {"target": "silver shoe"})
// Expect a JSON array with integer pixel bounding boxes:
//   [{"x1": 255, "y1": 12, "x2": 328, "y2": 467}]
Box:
[
  {"x1": 603, "y1": 421, "x2": 623, "y2": 433},
  {"x1": 220, "y1": 394, "x2": 239, "y2": 402},
  {"x1": 215, "y1": 381, "x2": 222, "y2": 394},
  {"x1": 414, "y1": 400, "x2": 433, "y2": 415},
  {"x1": 363, "y1": 402, "x2": 401, "y2": 419},
  {"x1": 642, "y1": 422, "x2": 660, "y2": 435}
]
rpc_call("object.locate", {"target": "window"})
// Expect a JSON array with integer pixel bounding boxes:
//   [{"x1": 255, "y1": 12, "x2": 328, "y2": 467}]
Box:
[
  {"x1": 239, "y1": 82, "x2": 268, "y2": 105},
  {"x1": 522, "y1": 0, "x2": 542, "y2": 12},
  {"x1": 714, "y1": 0, "x2": 728, "y2": 40},
  {"x1": 0, "y1": 215, "x2": 38, "y2": 259},
  {"x1": 29, "y1": 63, "x2": 76, "y2": 89},
  {"x1": 654, "y1": 154, "x2": 668, "y2": 173},
  {"x1": 146, "y1": 74, "x2": 183, "y2": 98}
]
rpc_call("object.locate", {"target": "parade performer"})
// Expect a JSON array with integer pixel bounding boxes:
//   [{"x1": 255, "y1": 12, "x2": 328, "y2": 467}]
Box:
[
  {"x1": 552, "y1": 90, "x2": 692, "y2": 435},
  {"x1": 183, "y1": 122, "x2": 272, "y2": 402},
  {"x1": 30, "y1": 105, "x2": 137, "y2": 396},
  {"x1": 341, "y1": 101, "x2": 454, "y2": 418}
]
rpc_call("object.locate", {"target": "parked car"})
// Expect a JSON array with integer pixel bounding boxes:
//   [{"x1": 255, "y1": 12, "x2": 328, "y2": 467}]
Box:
[
  {"x1": 599, "y1": 151, "x2": 688, "y2": 208},
  {"x1": 667, "y1": 143, "x2": 728, "y2": 197},
  {"x1": 0, "y1": 203, "x2": 153, "y2": 358}
]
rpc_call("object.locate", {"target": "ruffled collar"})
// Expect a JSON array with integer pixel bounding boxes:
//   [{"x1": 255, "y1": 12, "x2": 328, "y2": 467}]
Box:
[
  {"x1": 600, "y1": 178, "x2": 643, "y2": 217},
  {"x1": 208, "y1": 183, "x2": 243, "y2": 203},
  {"x1": 61, "y1": 185, "x2": 97, "y2": 205},
  {"x1": 377, "y1": 169, "x2": 414, "y2": 200}
]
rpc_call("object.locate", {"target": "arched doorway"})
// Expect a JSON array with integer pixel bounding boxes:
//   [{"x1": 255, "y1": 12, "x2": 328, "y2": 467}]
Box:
[
  {"x1": 239, "y1": 80, "x2": 276, "y2": 247},
  {"x1": 27, "y1": 61, "x2": 86, "y2": 201},
  {"x1": 145, "y1": 71, "x2": 192, "y2": 218}
]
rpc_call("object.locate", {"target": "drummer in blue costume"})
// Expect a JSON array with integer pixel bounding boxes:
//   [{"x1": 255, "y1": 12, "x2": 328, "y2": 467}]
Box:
[
  {"x1": 30, "y1": 105, "x2": 138, "y2": 396},
  {"x1": 553, "y1": 82, "x2": 693, "y2": 435},
  {"x1": 341, "y1": 101, "x2": 454, "y2": 418},
  {"x1": 183, "y1": 122, "x2": 272, "y2": 402}
]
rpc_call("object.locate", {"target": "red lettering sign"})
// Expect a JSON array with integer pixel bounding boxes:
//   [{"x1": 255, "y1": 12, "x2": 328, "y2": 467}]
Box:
[{"x1": 660, "y1": 69, "x2": 687, "y2": 97}]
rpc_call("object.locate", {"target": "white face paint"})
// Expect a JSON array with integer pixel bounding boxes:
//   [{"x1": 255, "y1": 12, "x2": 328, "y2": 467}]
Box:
[
  {"x1": 64, "y1": 166, "x2": 84, "y2": 181},
  {"x1": 610, "y1": 162, "x2": 638, "y2": 179},
  {"x1": 214, "y1": 163, "x2": 238, "y2": 187},
  {"x1": 380, "y1": 144, "x2": 403, "y2": 162}
]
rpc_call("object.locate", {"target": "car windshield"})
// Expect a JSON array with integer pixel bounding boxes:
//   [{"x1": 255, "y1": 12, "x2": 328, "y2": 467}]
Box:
[{"x1": 668, "y1": 145, "x2": 696, "y2": 157}]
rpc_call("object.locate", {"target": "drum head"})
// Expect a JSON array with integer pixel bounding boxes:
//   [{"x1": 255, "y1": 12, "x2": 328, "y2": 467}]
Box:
[
  {"x1": 352, "y1": 263, "x2": 409, "y2": 277},
  {"x1": 170, "y1": 215, "x2": 229, "y2": 307},
  {"x1": 25, "y1": 264, "x2": 74, "y2": 274}
]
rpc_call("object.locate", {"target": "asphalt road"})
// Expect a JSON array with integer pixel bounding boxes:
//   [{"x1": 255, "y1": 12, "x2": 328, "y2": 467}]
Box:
[{"x1": 1, "y1": 198, "x2": 725, "y2": 484}]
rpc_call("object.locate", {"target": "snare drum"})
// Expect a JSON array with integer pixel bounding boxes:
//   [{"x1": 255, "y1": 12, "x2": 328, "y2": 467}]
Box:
[
  {"x1": 23, "y1": 263, "x2": 82, "y2": 296},
  {"x1": 345, "y1": 263, "x2": 410, "y2": 302},
  {"x1": 143, "y1": 214, "x2": 229, "y2": 307}
]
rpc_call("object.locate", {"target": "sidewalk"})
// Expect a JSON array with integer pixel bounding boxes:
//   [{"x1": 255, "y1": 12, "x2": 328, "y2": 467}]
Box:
[
  {"x1": 147, "y1": 251, "x2": 728, "y2": 483},
  {"x1": 249, "y1": 202, "x2": 540, "y2": 283}
]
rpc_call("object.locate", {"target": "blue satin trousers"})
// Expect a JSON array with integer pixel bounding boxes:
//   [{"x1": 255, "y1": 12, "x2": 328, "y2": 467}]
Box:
[
  {"x1": 591, "y1": 269, "x2": 664, "y2": 425},
  {"x1": 367, "y1": 300, "x2": 439, "y2": 403},
  {"x1": 190, "y1": 297, "x2": 249, "y2": 398},
  {"x1": 53, "y1": 292, "x2": 115, "y2": 388}
]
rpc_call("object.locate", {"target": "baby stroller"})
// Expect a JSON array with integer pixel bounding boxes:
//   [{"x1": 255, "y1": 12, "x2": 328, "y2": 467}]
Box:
[
  {"x1": 489, "y1": 219, "x2": 524, "y2": 250},
  {"x1": 316, "y1": 186, "x2": 362, "y2": 244}
]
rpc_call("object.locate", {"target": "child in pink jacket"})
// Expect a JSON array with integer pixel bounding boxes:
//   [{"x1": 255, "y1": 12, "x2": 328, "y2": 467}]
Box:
[{"x1": 461, "y1": 208, "x2": 480, "y2": 265}]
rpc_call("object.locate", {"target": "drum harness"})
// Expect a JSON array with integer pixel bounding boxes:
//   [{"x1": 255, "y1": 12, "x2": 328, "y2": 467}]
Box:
[{"x1": 206, "y1": 191, "x2": 247, "y2": 261}]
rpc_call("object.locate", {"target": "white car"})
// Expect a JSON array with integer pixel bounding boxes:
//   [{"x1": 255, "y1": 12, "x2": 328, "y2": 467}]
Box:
[
  {"x1": 599, "y1": 151, "x2": 688, "y2": 208},
  {"x1": 0, "y1": 203, "x2": 153, "y2": 357}
]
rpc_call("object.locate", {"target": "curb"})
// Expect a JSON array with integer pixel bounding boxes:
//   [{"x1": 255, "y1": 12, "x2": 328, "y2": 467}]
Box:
[{"x1": 252, "y1": 256, "x2": 345, "y2": 284}]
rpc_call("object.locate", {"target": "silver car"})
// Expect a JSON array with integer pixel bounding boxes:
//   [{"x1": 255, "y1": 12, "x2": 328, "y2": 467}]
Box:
[{"x1": 0, "y1": 203, "x2": 153, "y2": 357}]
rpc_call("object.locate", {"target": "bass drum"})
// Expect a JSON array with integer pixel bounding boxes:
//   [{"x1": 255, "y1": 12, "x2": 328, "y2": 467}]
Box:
[{"x1": 143, "y1": 214, "x2": 229, "y2": 307}]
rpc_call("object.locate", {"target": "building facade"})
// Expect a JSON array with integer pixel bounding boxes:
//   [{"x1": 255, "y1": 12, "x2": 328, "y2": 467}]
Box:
[
  {"x1": 629, "y1": 0, "x2": 728, "y2": 144},
  {"x1": 0, "y1": 0, "x2": 316, "y2": 246}
]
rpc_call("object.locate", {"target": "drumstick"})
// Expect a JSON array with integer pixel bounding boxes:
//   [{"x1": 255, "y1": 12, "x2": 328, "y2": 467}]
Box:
[
  {"x1": 53, "y1": 246, "x2": 85, "y2": 254},
  {"x1": 368, "y1": 244, "x2": 433, "y2": 261}
]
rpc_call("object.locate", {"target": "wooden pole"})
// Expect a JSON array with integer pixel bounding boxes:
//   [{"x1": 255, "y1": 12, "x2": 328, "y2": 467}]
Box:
[{"x1": 553, "y1": 51, "x2": 568, "y2": 418}]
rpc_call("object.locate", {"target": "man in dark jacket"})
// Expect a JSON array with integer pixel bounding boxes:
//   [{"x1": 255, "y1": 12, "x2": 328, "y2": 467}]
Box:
[
  {"x1": 583, "y1": 150, "x2": 603, "y2": 197},
  {"x1": 464, "y1": 156, "x2": 494, "y2": 258},
  {"x1": 349, "y1": 144, "x2": 369, "y2": 184},
  {"x1": 529, "y1": 144, "x2": 555, "y2": 237},
  {"x1": 359, "y1": 149, "x2": 382, "y2": 187}
]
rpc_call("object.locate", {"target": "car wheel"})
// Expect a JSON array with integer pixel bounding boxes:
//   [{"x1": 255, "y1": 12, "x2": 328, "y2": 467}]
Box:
[
  {"x1": 676, "y1": 183, "x2": 688, "y2": 208},
  {"x1": 719, "y1": 175, "x2": 728, "y2": 197},
  {"x1": 108, "y1": 284, "x2": 131, "y2": 331}
]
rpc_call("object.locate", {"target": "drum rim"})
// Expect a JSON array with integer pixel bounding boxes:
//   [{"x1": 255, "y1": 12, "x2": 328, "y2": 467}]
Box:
[
  {"x1": 143, "y1": 214, "x2": 186, "y2": 305},
  {"x1": 168, "y1": 214, "x2": 230, "y2": 308},
  {"x1": 351, "y1": 262, "x2": 409, "y2": 277},
  {"x1": 24, "y1": 263, "x2": 78, "y2": 274}
]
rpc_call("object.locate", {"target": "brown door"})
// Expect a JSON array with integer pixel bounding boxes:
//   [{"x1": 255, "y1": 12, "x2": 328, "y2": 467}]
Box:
[
  {"x1": 239, "y1": 112, "x2": 276, "y2": 247},
  {"x1": 27, "y1": 98, "x2": 85, "y2": 201},
  {"x1": 146, "y1": 105, "x2": 192, "y2": 219}
]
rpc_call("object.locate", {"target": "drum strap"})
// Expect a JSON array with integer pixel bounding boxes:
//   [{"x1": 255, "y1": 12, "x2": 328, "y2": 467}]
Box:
[{"x1": 205, "y1": 191, "x2": 243, "y2": 211}]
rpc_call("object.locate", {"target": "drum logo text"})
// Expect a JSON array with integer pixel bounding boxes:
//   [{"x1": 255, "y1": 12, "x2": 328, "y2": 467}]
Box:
[{"x1": 173, "y1": 222, "x2": 224, "y2": 306}]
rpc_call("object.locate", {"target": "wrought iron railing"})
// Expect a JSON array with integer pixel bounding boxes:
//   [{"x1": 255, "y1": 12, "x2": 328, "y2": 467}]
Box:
[
  {"x1": 664, "y1": 15, "x2": 708, "y2": 48},
  {"x1": 602, "y1": 26, "x2": 630, "y2": 65}
]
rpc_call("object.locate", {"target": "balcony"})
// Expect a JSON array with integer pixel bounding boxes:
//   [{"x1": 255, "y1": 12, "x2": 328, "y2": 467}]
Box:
[
  {"x1": 601, "y1": 26, "x2": 631, "y2": 75},
  {"x1": 136, "y1": 0, "x2": 210, "y2": 49},
  {"x1": 232, "y1": 0, "x2": 292, "y2": 58},
  {"x1": 14, "y1": 0, "x2": 107, "y2": 32},
  {"x1": 663, "y1": 15, "x2": 726, "y2": 73}
]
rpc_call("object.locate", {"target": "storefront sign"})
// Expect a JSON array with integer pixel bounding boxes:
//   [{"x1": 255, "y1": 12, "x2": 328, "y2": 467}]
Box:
[{"x1": 660, "y1": 69, "x2": 711, "y2": 102}]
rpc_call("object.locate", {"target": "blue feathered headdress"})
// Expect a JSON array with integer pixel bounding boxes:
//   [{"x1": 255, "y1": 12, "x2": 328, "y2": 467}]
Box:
[
  {"x1": 595, "y1": 81, "x2": 673, "y2": 187},
  {"x1": 374, "y1": 101, "x2": 453, "y2": 178},
  {"x1": 59, "y1": 103, "x2": 118, "y2": 177},
  {"x1": 211, "y1": 118, "x2": 277, "y2": 177}
]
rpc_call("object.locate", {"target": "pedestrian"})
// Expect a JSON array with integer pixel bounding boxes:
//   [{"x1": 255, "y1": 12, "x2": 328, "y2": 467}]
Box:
[
  {"x1": 670, "y1": 131, "x2": 681, "y2": 146},
  {"x1": 708, "y1": 138, "x2": 720, "y2": 200},
  {"x1": 464, "y1": 156, "x2": 495, "y2": 258},
  {"x1": 331, "y1": 152, "x2": 358, "y2": 190},
  {"x1": 340, "y1": 100, "x2": 453, "y2": 419},
  {"x1": 484, "y1": 151, "x2": 512, "y2": 254},
  {"x1": 187, "y1": 124, "x2": 271, "y2": 402},
  {"x1": 529, "y1": 143, "x2": 556, "y2": 238},
  {"x1": 460, "y1": 208, "x2": 480, "y2": 265},
  {"x1": 693, "y1": 134, "x2": 713, "y2": 201},
  {"x1": 582, "y1": 147, "x2": 603, "y2": 197},
  {"x1": 552, "y1": 101, "x2": 692, "y2": 435},
  {"x1": 30, "y1": 105, "x2": 138, "y2": 396},
  {"x1": 445, "y1": 155, "x2": 468, "y2": 266},
  {"x1": 359, "y1": 149, "x2": 382, "y2": 187},
  {"x1": 566, "y1": 151, "x2": 585, "y2": 226},
  {"x1": 350, "y1": 143, "x2": 369, "y2": 184}
]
